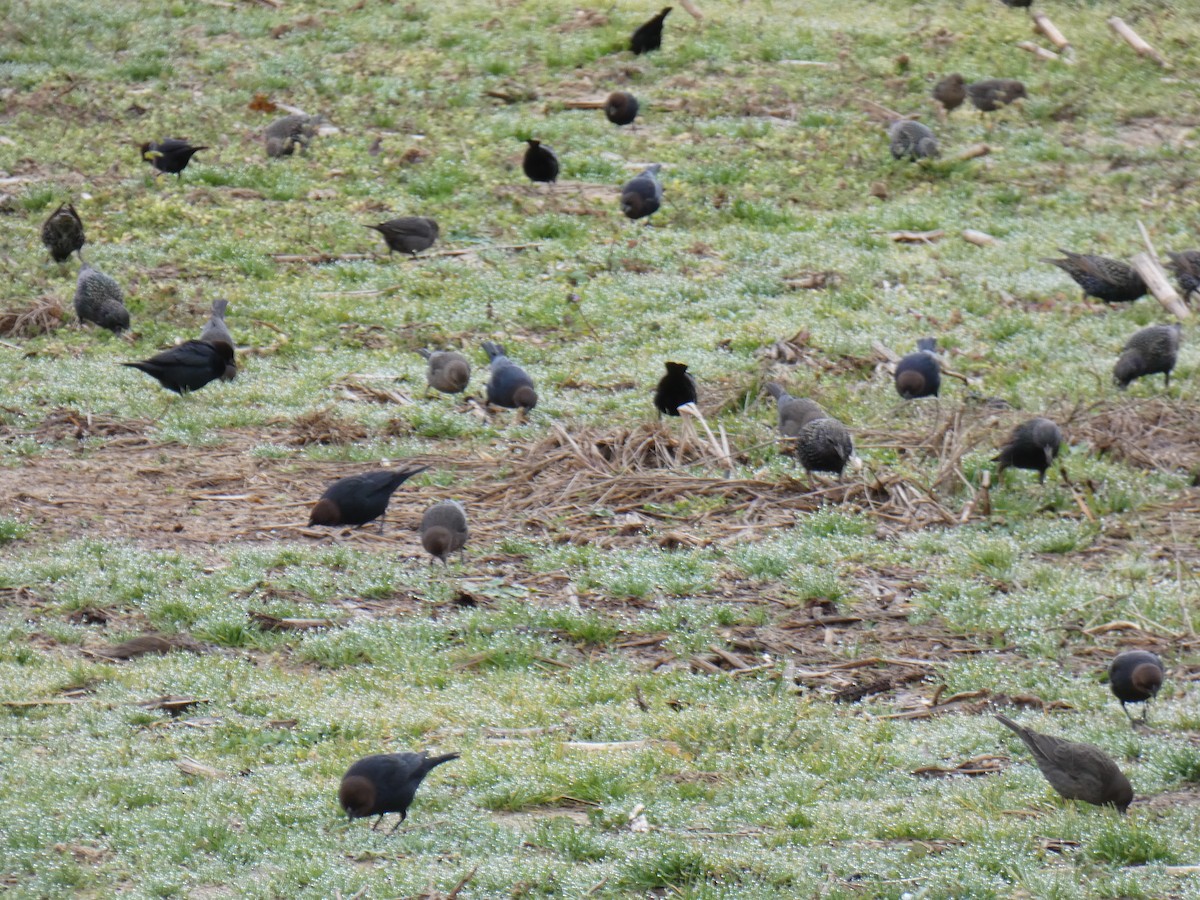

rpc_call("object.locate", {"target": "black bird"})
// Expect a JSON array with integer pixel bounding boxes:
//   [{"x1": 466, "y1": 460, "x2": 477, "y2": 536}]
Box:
[
  {"x1": 888, "y1": 120, "x2": 938, "y2": 161},
  {"x1": 932, "y1": 74, "x2": 966, "y2": 113},
  {"x1": 309, "y1": 467, "x2": 428, "y2": 530},
  {"x1": 653, "y1": 361, "x2": 697, "y2": 417},
  {"x1": 41, "y1": 202, "x2": 85, "y2": 263},
  {"x1": 265, "y1": 113, "x2": 321, "y2": 158},
  {"x1": 631, "y1": 7, "x2": 671, "y2": 55},
  {"x1": 482, "y1": 341, "x2": 538, "y2": 410},
  {"x1": 417, "y1": 349, "x2": 471, "y2": 395},
  {"x1": 1166, "y1": 251, "x2": 1200, "y2": 303},
  {"x1": 605, "y1": 91, "x2": 640, "y2": 127},
  {"x1": 620, "y1": 164, "x2": 663, "y2": 221},
  {"x1": 995, "y1": 417, "x2": 1062, "y2": 484},
  {"x1": 999, "y1": 0, "x2": 1032, "y2": 7},
  {"x1": 966, "y1": 79, "x2": 1028, "y2": 113},
  {"x1": 522, "y1": 140, "x2": 559, "y2": 184},
  {"x1": 199, "y1": 299, "x2": 237, "y2": 381},
  {"x1": 74, "y1": 263, "x2": 130, "y2": 333},
  {"x1": 1109, "y1": 650, "x2": 1164, "y2": 725},
  {"x1": 894, "y1": 338, "x2": 941, "y2": 399},
  {"x1": 140, "y1": 139, "x2": 207, "y2": 178},
  {"x1": 366, "y1": 217, "x2": 439, "y2": 257},
  {"x1": 1113, "y1": 324, "x2": 1181, "y2": 390},
  {"x1": 764, "y1": 382, "x2": 826, "y2": 438},
  {"x1": 123, "y1": 340, "x2": 234, "y2": 394},
  {"x1": 339, "y1": 751, "x2": 459, "y2": 833},
  {"x1": 420, "y1": 500, "x2": 469, "y2": 565},
  {"x1": 995, "y1": 715, "x2": 1133, "y2": 813},
  {"x1": 1043, "y1": 250, "x2": 1147, "y2": 304}
]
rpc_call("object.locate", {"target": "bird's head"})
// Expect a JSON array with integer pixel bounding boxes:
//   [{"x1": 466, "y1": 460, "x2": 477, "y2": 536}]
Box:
[{"x1": 338, "y1": 775, "x2": 376, "y2": 820}]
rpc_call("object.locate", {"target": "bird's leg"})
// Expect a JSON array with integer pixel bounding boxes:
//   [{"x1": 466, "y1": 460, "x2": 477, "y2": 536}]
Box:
[
  {"x1": 371, "y1": 815, "x2": 384, "y2": 831},
  {"x1": 378, "y1": 512, "x2": 386, "y2": 535},
  {"x1": 387, "y1": 812, "x2": 407, "y2": 835}
]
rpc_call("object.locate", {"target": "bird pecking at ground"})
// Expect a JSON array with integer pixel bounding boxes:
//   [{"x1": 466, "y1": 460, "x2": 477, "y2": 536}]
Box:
[
  {"x1": 995, "y1": 417, "x2": 1062, "y2": 484},
  {"x1": 418, "y1": 349, "x2": 471, "y2": 395},
  {"x1": 482, "y1": 341, "x2": 538, "y2": 410},
  {"x1": 41, "y1": 202, "x2": 85, "y2": 264},
  {"x1": 123, "y1": 340, "x2": 234, "y2": 394},
  {"x1": 366, "y1": 217, "x2": 439, "y2": 257},
  {"x1": 1113, "y1": 324, "x2": 1181, "y2": 390},
  {"x1": 630, "y1": 7, "x2": 671, "y2": 55},
  {"x1": 420, "y1": 500, "x2": 469, "y2": 565},
  {"x1": 339, "y1": 751, "x2": 459, "y2": 833},
  {"x1": 888, "y1": 120, "x2": 938, "y2": 161},
  {"x1": 140, "y1": 139, "x2": 207, "y2": 178},
  {"x1": 893, "y1": 338, "x2": 941, "y2": 399},
  {"x1": 621, "y1": 163, "x2": 663, "y2": 221},
  {"x1": 74, "y1": 263, "x2": 130, "y2": 333},
  {"x1": 1043, "y1": 250, "x2": 1147, "y2": 304},
  {"x1": 308, "y1": 467, "x2": 429, "y2": 532}
]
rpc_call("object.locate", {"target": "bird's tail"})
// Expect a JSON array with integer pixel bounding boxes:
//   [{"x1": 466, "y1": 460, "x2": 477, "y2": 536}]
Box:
[
  {"x1": 416, "y1": 348, "x2": 432, "y2": 359},
  {"x1": 916, "y1": 337, "x2": 937, "y2": 353},
  {"x1": 423, "y1": 752, "x2": 460, "y2": 772},
  {"x1": 764, "y1": 382, "x2": 785, "y2": 400},
  {"x1": 481, "y1": 341, "x2": 505, "y2": 361},
  {"x1": 994, "y1": 713, "x2": 1024, "y2": 736},
  {"x1": 211, "y1": 298, "x2": 228, "y2": 318}
]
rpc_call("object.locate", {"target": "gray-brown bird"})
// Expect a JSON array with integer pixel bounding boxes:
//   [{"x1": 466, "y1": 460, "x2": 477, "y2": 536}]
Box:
[
  {"x1": 41, "y1": 202, "x2": 85, "y2": 263},
  {"x1": 995, "y1": 715, "x2": 1133, "y2": 813},
  {"x1": 967, "y1": 79, "x2": 1027, "y2": 113},
  {"x1": 995, "y1": 417, "x2": 1061, "y2": 484},
  {"x1": 766, "y1": 386, "x2": 853, "y2": 476},
  {"x1": 631, "y1": 7, "x2": 671, "y2": 55},
  {"x1": 1113, "y1": 324, "x2": 1181, "y2": 390},
  {"x1": 367, "y1": 217, "x2": 439, "y2": 257},
  {"x1": 74, "y1": 263, "x2": 130, "y2": 333},
  {"x1": 309, "y1": 467, "x2": 429, "y2": 532},
  {"x1": 1043, "y1": 250, "x2": 1147, "y2": 304},
  {"x1": 764, "y1": 382, "x2": 826, "y2": 438},
  {"x1": 1166, "y1": 251, "x2": 1200, "y2": 303},
  {"x1": 265, "y1": 113, "x2": 322, "y2": 158},
  {"x1": 932, "y1": 74, "x2": 966, "y2": 113},
  {"x1": 888, "y1": 120, "x2": 938, "y2": 161},
  {"x1": 420, "y1": 500, "x2": 468, "y2": 565},
  {"x1": 339, "y1": 751, "x2": 459, "y2": 833},
  {"x1": 1109, "y1": 650, "x2": 1164, "y2": 726},
  {"x1": 417, "y1": 349, "x2": 471, "y2": 395},
  {"x1": 199, "y1": 299, "x2": 237, "y2": 381},
  {"x1": 605, "y1": 91, "x2": 640, "y2": 127}
]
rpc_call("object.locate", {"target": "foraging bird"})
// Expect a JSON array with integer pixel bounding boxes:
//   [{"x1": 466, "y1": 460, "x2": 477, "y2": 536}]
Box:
[
  {"x1": 1109, "y1": 650, "x2": 1164, "y2": 725},
  {"x1": 419, "y1": 500, "x2": 468, "y2": 565},
  {"x1": 620, "y1": 164, "x2": 663, "y2": 221},
  {"x1": 74, "y1": 263, "x2": 130, "y2": 333},
  {"x1": 522, "y1": 139, "x2": 559, "y2": 184},
  {"x1": 1166, "y1": 251, "x2": 1200, "y2": 303},
  {"x1": 995, "y1": 715, "x2": 1133, "y2": 813},
  {"x1": 41, "y1": 202, "x2": 85, "y2": 263},
  {"x1": 932, "y1": 74, "x2": 966, "y2": 113},
  {"x1": 199, "y1": 299, "x2": 237, "y2": 381},
  {"x1": 630, "y1": 7, "x2": 671, "y2": 55},
  {"x1": 309, "y1": 467, "x2": 429, "y2": 530},
  {"x1": 888, "y1": 120, "x2": 938, "y2": 161},
  {"x1": 339, "y1": 751, "x2": 459, "y2": 833},
  {"x1": 417, "y1": 349, "x2": 471, "y2": 395},
  {"x1": 482, "y1": 341, "x2": 538, "y2": 410},
  {"x1": 999, "y1": 0, "x2": 1032, "y2": 7},
  {"x1": 605, "y1": 91, "x2": 640, "y2": 127},
  {"x1": 366, "y1": 217, "x2": 439, "y2": 257},
  {"x1": 894, "y1": 338, "x2": 941, "y2": 399},
  {"x1": 123, "y1": 340, "x2": 234, "y2": 394},
  {"x1": 797, "y1": 413, "x2": 854, "y2": 477},
  {"x1": 995, "y1": 417, "x2": 1062, "y2": 484},
  {"x1": 967, "y1": 79, "x2": 1028, "y2": 113},
  {"x1": 765, "y1": 382, "x2": 827, "y2": 438},
  {"x1": 1113, "y1": 324, "x2": 1181, "y2": 390},
  {"x1": 653, "y1": 361, "x2": 698, "y2": 417},
  {"x1": 265, "y1": 113, "x2": 322, "y2": 158},
  {"x1": 140, "y1": 139, "x2": 206, "y2": 177},
  {"x1": 1043, "y1": 250, "x2": 1147, "y2": 304}
]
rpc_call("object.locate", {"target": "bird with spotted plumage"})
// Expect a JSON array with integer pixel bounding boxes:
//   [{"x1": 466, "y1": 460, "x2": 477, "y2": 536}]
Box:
[
  {"x1": 888, "y1": 120, "x2": 938, "y2": 161},
  {"x1": 1166, "y1": 251, "x2": 1200, "y2": 304},
  {"x1": 765, "y1": 385, "x2": 853, "y2": 477},
  {"x1": 1043, "y1": 250, "x2": 1147, "y2": 304},
  {"x1": 1113, "y1": 324, "x2": 1181, "y2": 390},
  {"x1": 74, "y1": 263, "x2": 130, "y2": 333},
  {"x1": 966, "y1": 79, "x2": 1027, "y2": 113},
  {"x1": 41, "y1": 202, "x2": 85, "y2": 264},
  {"x1": 995, "y1": 417, "x2": 1061, "y2": 484}
]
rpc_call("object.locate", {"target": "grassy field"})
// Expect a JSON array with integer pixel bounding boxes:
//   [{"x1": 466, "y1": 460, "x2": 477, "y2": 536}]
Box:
[{"x1": 2, "y1": 0, "x2": 1200, "y2": 897}]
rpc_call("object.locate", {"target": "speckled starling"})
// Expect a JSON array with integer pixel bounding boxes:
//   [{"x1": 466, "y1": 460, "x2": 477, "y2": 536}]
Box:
[
  {"x1": 418, "y1": 349, "x2": 471, "y2": 395},
  {"x1": 123, "y1": 340, "x2": 234, "y2": 394},
  {"x1": 199, "y1": 299, "x2": 237, "y2": 381},
  {"x1": 631, "y1": 7, "x2": 671, "y2": 55},
  {"x1": 967, "y1": 79, "x2": 1027, "y2": 112},
  {"x1": 888, "y1": 120, "x2": 938, "y2": 161},
  {"x1": 932, "y1": 74, "x2": 966, "y2": 113},
  {"x1": 1043, "y1": 250, "x2": 1147, "y2": 304},
  {"x1": 74, "y1": 263, "x2": 130, "y2": 333},
  {"x1": 995, "y1": 417, "x2": 1061, "y2": 483},
  {"x1": 1166, "y1": 251, "x2": 1200, "y2": 303},
  {"x1": 605, "y1": 91, "x2": 640, "y2": 126},
  {"x1": 797, "y1": 414, "x2": 854, "y2": 476},
  {"x1": 1109, "y1": 650, "x2": 1163, "y2": 725},
  {"x1": 420, "y1": 500, "x2": 468, "y2": 565},
  {"x1": 366, "y1": 217, "x2": 439, "y2": 257},
  {"x1": 1113, "y1": 324, "x2": 1181, "y2": 390},
  {"x1": 621, "y1": 164, "x2": 663, "y2": 221},
  {"x1": 522, "y1": 139, "x2": 559, "y2": 184},
  {"x1": 140, "y1": 139, "x2": 206, "y2": 177},
  {"x1": 339, "y1": 751, "x2": 459, "y2": 833},
  {"x1": 309, "y1": 467, "x2": 429, "y2": 530},
  {"x1": 265, "y1": 113, "x2": 322, "y2": 158},
  {"x1": 653, "y1": 361, "x2": 697, "y2": 417},
  {"x1": 41, "y1": 202, "x2": 85, "y2": 263},
  {"x1": 482, "y1": 341, "x2": 538, "y2": 410},
  {"x1": 894, "y1": 338, "x2": 941, "y2": 399}
]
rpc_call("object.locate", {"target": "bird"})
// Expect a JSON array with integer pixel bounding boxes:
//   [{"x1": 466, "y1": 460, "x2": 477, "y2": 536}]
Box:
[
  {"x1": 630, "y1": 7, "x2": 671, "y2": 55},
  {"x1": 1043, "y1": 250, "x2": 1147, "y2": 304},
  {"x1": 417, "y1": 349, "x2": 471, "y2": 395},
  {"x1": 621, "y1": 164, "x2": 663, "y2": 221},
  {"x1": 199, "y1": 299, "x2": 237, "y2": 381},
  {"x1": 140, "y1": 139, "x2": 206, "y2": 178},
  {"x1": 999, "y1": 0, "x2": 1032, "y2": 7},
  {"x1": 366, "y1": 217, "x2": 439, "y2": 257},
  {"x1": 888, "y1": 120, "x2": 938, "y2": 161},
  {"x1": 1166, "y1": 251, "x2": 1200, "y2": 303},
  {"x1": 1109, "y1": 650, "x2": 1164, "y2": 725},
  {"x1": 420, "y1": 500, "x2": 468, "y2": 565},
  {"x1": 653, "y1": 361, "x2": 697, "y2": 417},
  {"x1": 123, "y1": 340, "x2": 234, "y2": 394},
  {"x1": 995, "y1": 417, "x2": 1062, "y2": 484},
  {"x1": 41, "y1": 202, "x2": 85, "y2": 263},
  {"x1": 339, "y1": 751, "x2": 459, "y2": 833},
  {"x1": 1113, "y1": 324, "x2": 1181, "y2": 390},
  {"x1": 308, "y1": 467, "x2": 429, "y2": 531},
  {"x1": 995, "y1": 715, "x2": 1133, "y2": 813},
  {"x1": 966, "y1": 79, "x2": 1028, "y2": 113},
  {"x1": 522, "y1": 139, "x2": 559, "y2": 184},
  {"x1": 764, "y1": 382, "x2": 827, "y2": 438},
  {"x1": 932, "y1": 74, "x2": 966, "y2": 113},
  {"x1": 264, "y1": 113, "x2": 322, "y2": 158},
  {"x1": 605, "y1": 91, "x2": 640, "y2": 127},
  {"x1": 482, "y1": 341, "x2": 538, "y2": 410},
  {"x1": 796, "y1": 413, "x2": 854, "y2": 477},
  {"x1": 74, "y1": 263, "x2": 130, "y2": 333},
  {"x1": 894, "y1": 338, "x2": 941, "y2": 399}
]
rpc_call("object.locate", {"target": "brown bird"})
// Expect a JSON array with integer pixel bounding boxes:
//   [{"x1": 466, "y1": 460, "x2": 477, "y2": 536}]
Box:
[
  {"x1": 631, "y1": 7, "x2": 671, "y2": 55},
  {"x1": 199, "y1": 299, "x2": 237, "y2": 381},
  {"x1": 87, "y1": 633, "x2": 206, "y2": 660},
  {"x1": 1043, "y1": 250, "x2": 1147, "y2": 304},
  {"x1": 265, "y1": 113, "x2": 322, "y2": 158},
  {"x1": 309, "y1": 467, "x2": 429, "y2": 532},
  {"x1": 967, "y1": 79, "x2": 1027, "y2": 113},
  {"x1": 1166, "y1": 251, "x2": 1200, "y2": 303},
  {"x1": 419, "y1": 500, "x2": 468, "y2": 565},
  {"x1": 366, "y1": 217, "x2": 439, "y2": 257},
  {"x1": 140, "y1": 139, "x2": 207, "y2": 178},
  {"x1": 417, "y1": 349, "x2": 471, "y2": 395},
  {"x1": 932, "y1": 74, "x2": 966, "y2": 113},
  {"x1": 764, "y1": 382, "x2": 826, "y2": 438},
  {"x1": 995, "y1": 417, "x2": 1061, "y2": 484},
  {"x1": 605, "y1": 91, "x2": 640, "y2": 127},
  {"x1": 1109, "y1": 650, "x2": 1164, "y2": 725},
  {"x1": 1113, "y1": 324, "x2": 1181, "y2": 390},
  {"x1": 995, "y1": 715, "x2": 1133, "y2": 813},
  {"x1": 339, "y1": 751, "x2": 459, "y2": 833},
  {"x1": 41, "y1": 202, "x2": 85, "y2": 263}
]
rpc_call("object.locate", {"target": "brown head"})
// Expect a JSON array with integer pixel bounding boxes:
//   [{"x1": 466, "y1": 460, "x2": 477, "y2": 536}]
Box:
[
  {"x1": 422, "y1": 526, "x2": 454, "y2": 563},
  {"x1": 895, "y1": 370, "x2": 928, "y2": 398},
  {"x1": 308, "y1": 498, "x2": 341, "y2": 526},
  {"x1": 443, "y1": 359, "x2": 470, "y2": 392},
  {"x1": 513, "y1": 385, "x2": 538, "y2": 410},
  {"x1": 1131, "y1": 662, "x2": 1163, "y2": 698},
  {"x1": 338, "y1": 774, "x2": 377, "y2": 820}
]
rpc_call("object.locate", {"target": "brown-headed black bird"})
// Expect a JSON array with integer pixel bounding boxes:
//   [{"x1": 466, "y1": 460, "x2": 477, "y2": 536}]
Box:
[
  {"x1": 522, "y1": 139, "x2": 559, "y2": 184},
  {"x1": 995, "y1": 417, "x2": 1062, "y2": 484},
  {"x1": 366, "y1": 216, "x2": 439, "y2": 257},
  {"x1": 417, "y1": 349, "x2": 471, "y2": 395},
  {"x1": 1166, "y1": 251, "x2": 1200, "y2": 303},
  {"x1": 1113, "y1": 324, "x2": 1181, "y2": 390},
  {"x1": 894, "y1": 338, "x2": 941, "y2": 399},
  {"x1": 74, "y1": 263, "x2": 130, "y2": 333},
  {"x1": 1043, "y1": 250, "x2": 1146, "y2": 304},
  {"x1": 631, "y1": 7, "x2": 671, "y2": 55},
  {"x1": 888, "y1": 120, "x2": 938, "y2": 161},
  {"x1": 140, "y1": 139, "x2": 207, "y2": 178},
  {"x1": 1109, "y1": 650, "x2": 1164, "y2": 726},
  {"x1": 621, "y1": 164, "x2": 663, "y2": 221},
  {"x1": 995, "y1": 714, "x2": 1133, "y2": 812},
  {"x1": 482, "y1": 341, "x2": 538, "y2": 410},
  {"x1": 932, "y1": 74, "x2": 966, "y2": 113},
  {"x1": 765, "y1": 382, "x2": 826, "y2": 438},
  {"x1": 309, "y1": 467, "x2": 429, "y2": 531},
  {"x1": 653, "y1": 361, "x2": 697, "y2": 417},
  {"x1": 199, "y1": 299, "x2": 237, "y2": 381},
  {"x1": 420, "y1": 500, "x2": 468, "y2": 565},
  {"x1": 1000, "y1": 0, "x2": 1032, "y2": 7},
  {"x1": 605, "y1": 91, "x2": 640, "y2": 127},
  {"x1": 265, "y1": 113, "x2": 321, "y2": 158},
  {"x1": 41, "y1": 202, "x2": 85, "y2": 263},
  {"x1": 967, "y1": 79, "x2": 1028, "y2": 113},
  {"x1": 123, "y1": 340, "x2": 234, "y2": 394},
  {"x1": 339, "y1": 751, "x2": 459, "y2": 833}
]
